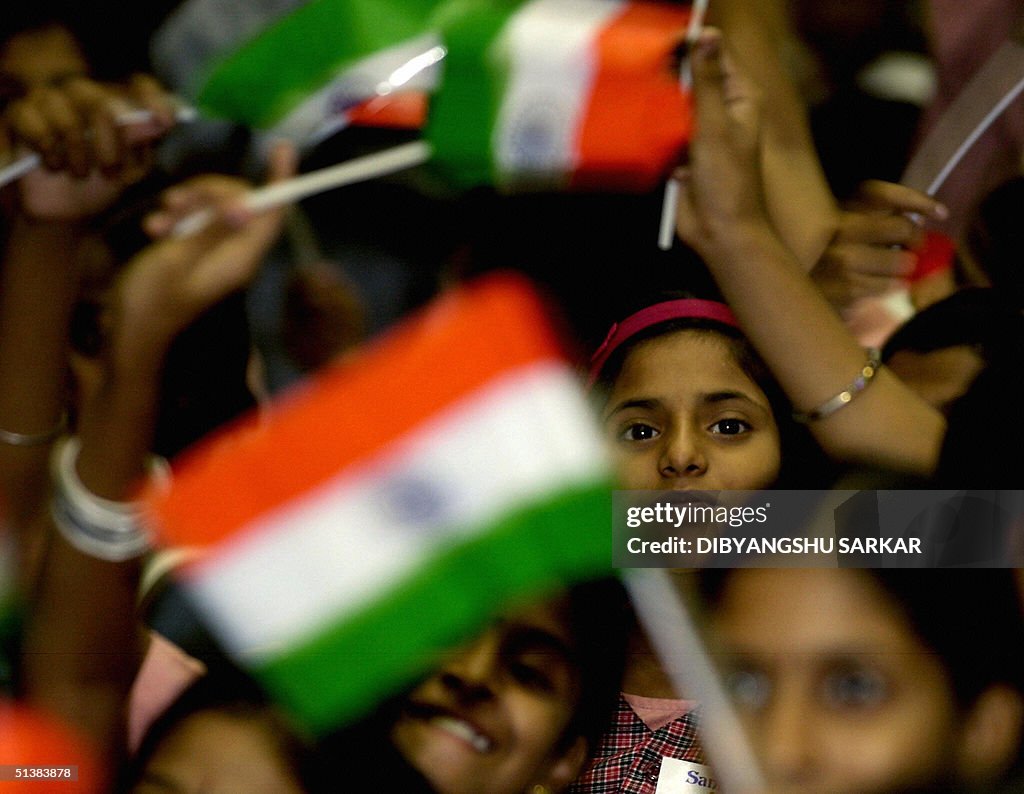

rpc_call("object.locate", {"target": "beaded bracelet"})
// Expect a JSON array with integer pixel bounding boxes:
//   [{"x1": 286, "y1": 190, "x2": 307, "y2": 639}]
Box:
[
  {"x1": 49, "y1": 436, "x2": 170, "y2": 562},
  {"x1": 0, "y1": 412, "x2": 68, "y2": 447},
  {"x1": 792, "y1": 349, "x2": 882, "y2": 424}
]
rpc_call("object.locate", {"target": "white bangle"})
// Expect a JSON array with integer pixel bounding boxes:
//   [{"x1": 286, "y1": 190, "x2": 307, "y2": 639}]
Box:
[
  {"x1": 0, "y1": 412, "x2": 68, "y2": 446},
  {"x1": 50, "y1": 437, "x2": 169, "y2": 562}
]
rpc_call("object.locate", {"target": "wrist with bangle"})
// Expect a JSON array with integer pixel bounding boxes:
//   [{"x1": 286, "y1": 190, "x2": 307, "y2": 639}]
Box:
[
  {"x1": 0, "y1": 412, "x2": 68, "y2": 447},
  {"x1": 49, "y1": 436, "x2": 170, "y2": 562},
  {"x1": 792, "y1": 348, "x2": 882, "y2": 424}
]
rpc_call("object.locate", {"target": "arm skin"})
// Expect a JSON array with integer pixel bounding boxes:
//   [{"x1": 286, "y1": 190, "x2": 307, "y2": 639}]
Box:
[
  {"x1": 20, "y1": 144, "x2": 296, "y2": 759},
  {"x1": 674, "y1": 30, "x2": 946, "y2": 476},
  {"x1": 709, "y1": 0, "x2": 840, "y2": 270},
  {"x1": 0, "y1": 75, "x2": 176, "y2": 544}
]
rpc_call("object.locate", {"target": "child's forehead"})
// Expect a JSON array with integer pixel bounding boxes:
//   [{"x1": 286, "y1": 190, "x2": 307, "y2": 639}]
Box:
[{"x1": 620, "y1": 329, "x2": 754, "y2": 386}]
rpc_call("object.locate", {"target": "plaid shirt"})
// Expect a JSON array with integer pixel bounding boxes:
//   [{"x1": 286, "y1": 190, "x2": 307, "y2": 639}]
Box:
[{"x1": 569, "y1": 695, "x2": 704, "y2": 794}]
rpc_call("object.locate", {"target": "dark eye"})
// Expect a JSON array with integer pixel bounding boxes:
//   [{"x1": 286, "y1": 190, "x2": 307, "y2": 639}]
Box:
[
  {"x1": 822, "y1": 668, "x2": 889, "y2": 710},
  {"x1": 725, "y1": 669, "x2": 771, "y2": 710},
  {"x1": 619, "y1": 423, "x2": 660, "y2": 442},
  {"x1": 509, "y1": 660, "x2": 554, "y2": 693},
  {"x1": 710, "y1": 418, "x2": 750, "y2": 436}
]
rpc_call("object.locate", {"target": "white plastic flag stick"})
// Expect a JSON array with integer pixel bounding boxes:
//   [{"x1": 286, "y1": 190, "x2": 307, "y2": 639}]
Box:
[
  {"x1": 657, "y1": 0, "x2": 709, "y2": 250},
  {"x1": 622, "y1": 567, "x2": 766, "y2": 793},
  {"x1": 924, "y1": 74, "x2": 1024, "y2": 197},
  {"x1": 172, "y1": 140, "x2": 433, "y2": 237},
  {"x1": 0, "y1": 103, "x2": 198, "y2": 190}
]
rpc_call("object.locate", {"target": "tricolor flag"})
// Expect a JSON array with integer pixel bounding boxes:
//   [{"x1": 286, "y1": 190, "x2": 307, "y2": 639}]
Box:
[
  {"x1": 426, "y1": 0, "x2": 693, "y2": 192},
  {"x1": 142, "y1": 273, "x2": 613, "y2": 733},
  {"x1": 152, "y1": 0, "x2": 446, "y2": 141}
]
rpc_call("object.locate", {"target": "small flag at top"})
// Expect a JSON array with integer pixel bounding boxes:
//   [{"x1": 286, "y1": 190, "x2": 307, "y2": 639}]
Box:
[
  {"x1": 141, "y1": 273, "x2": 613, "y2": 733},
  {"x1": 426, "y1": 0, "x2": 694, "y2": 192},
  {"x1": 152, "y1": 0, "x2": 447, "y2": 141}
]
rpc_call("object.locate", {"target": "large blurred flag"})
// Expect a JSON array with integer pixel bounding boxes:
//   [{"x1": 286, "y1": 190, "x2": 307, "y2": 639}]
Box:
[
  {"x1": 141, "y1": 273, "x2": 613, "y2": 733},
  {"x1": 427, "y1": 0, "x2": 693, "y2": 191}
]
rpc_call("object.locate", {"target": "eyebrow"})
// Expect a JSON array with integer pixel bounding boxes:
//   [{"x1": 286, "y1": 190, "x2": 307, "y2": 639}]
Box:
[
  {"x1": 604, "y1": 397, "x2": 659, "y2": 420},
  {"x1": 500, "y1": 624, "x2": 577, "y2": 665},
  {"x1": 605, "y1": 390, "x2": 768, "y2": 421}
]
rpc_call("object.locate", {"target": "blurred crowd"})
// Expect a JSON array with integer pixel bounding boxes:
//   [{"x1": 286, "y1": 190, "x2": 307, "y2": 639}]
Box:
[{"x1": 0, "y1": 0, "x2": 1023, "y2": 792}]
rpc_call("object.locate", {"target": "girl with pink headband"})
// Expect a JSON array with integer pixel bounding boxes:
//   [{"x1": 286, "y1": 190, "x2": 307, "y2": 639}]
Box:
[
  {"x1": 573, "y1": 294, "x2": 826, "y2": 794},
  {"x1": 587, "y1": 293, "x2": 825, "y2": 494}
]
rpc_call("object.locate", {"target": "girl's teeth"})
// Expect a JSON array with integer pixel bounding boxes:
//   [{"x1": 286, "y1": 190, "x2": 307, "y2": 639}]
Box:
[{"x1": 432, "y1": 715, "x2": 492, "y2": 752}]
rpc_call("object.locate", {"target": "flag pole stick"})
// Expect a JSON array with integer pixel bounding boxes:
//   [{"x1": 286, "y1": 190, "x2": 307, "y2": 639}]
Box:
[
  {"x1": 622, "y1": 568, "x2": 765, "y2": 793},
  {"x1": 172, "y1": 140, "x2": 433, "y2": 237},
  {"x1": 0, "y1": 104, "x2": 197, "y2": 190},
  {"x1": 657, "y1": 0, "x2": 709, "y2": 250}
]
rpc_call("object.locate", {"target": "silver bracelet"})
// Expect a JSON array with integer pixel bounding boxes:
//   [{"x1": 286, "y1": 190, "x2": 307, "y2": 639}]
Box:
[
  {"x1": 0, "y1": 412, "x2": 68, "y2": 447},
  {"x1": 793, "y1": 349, "x2": 882, "y2": 424},
  {"x1": 49, "y1": 437, "x2": 169, "y2": 562}
]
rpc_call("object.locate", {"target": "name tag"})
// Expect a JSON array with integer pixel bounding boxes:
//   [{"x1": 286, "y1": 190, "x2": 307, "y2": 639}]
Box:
[{"x1": 654, "y1": 758, "x2": 718, "y2": 792}]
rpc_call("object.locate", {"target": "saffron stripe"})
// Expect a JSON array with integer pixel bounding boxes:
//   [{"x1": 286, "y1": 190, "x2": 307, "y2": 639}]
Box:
[
  {"x1": 145, "y1": 274, "x2": 567, "y2": 549},
  {"x1": 178, "y1": 364, "x2": 607, "y2": 656},
  {"x1": 571, "y1": 0, "x2": 692, "y2": 190}
]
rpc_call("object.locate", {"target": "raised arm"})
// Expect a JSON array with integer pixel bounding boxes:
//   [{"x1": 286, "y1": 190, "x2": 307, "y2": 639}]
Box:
[
  {"x1": 708, "y1": 0, "x2": 839, "y2": 269},
  {"x1": 674, "y1": 30, "x2": 945, "y2": 476},
  {"x1": 0, "y1": 75, "x2": 176, "y2": 539},
  {"x1": 20, "y1": 144, "x2": 296, "y2": 756}
]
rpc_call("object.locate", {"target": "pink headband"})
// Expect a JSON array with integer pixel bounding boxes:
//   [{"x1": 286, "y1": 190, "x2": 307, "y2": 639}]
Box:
[{"x1": 587, "y1": 299, "x2": 739, "y2": 387}]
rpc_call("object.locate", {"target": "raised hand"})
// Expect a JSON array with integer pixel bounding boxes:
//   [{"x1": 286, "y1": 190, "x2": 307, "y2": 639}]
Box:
[
  {"x1": 812, "y1": 180, "x2": 950, "y2": 309},
  {"x1": 3, "y1": 74, "x2": 178, "y2": 221},
  {"x1": 107, "y1": 142, "x2": 298, "y2": 371},
  {"x1": 673, "y1": 28, "x2": 768, "y2": 258}
]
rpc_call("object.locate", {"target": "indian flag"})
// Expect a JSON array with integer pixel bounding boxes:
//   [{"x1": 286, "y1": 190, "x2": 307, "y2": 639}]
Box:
[
  {"x1": 142, "y1": 273, "x2": 613, "y2": 733},
  {"x1": 152, "y1": 0, "x2": 447, "y2": 141},
  {"x1": 426, "y1": 0, "x2": 693, "y2": 192}
]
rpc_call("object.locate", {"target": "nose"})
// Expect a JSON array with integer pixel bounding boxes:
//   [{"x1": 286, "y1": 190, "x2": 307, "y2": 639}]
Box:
[
  {"x1": 437, "y1": 630, "x2": 502, "y2": 704},
  {"x1": 755, "y1": 684, "x2": 818, "y2": 786},
  {"x1": 658, "y1": 425, "x2": 708, "y2": 480}
]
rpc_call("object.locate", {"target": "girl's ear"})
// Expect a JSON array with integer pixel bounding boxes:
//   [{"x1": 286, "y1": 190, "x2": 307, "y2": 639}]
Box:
[
  {"x1": 957, "y1": 685, "x2": 1024, "y2": 785},
  {"x1": 532, "y1": 736, "x2": 588, "y2": 793}
]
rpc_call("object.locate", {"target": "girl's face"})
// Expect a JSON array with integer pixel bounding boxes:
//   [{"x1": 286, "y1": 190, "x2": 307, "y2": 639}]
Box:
[
  {"x1": 390, "y1": 598, "x2": 585, "y2": 794},
  {"x1": 604, "y1": 330, "x2": 781, "y2": 491},
  {"x1": 132, "y1": 710, "x2": 304, "y2": 794},
  {"x1": 708, "y1": 569, "x2": 982, "y2": 794}
]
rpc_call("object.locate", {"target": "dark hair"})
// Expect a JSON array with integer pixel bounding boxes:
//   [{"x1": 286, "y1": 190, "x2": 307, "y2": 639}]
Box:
[
  {"x1": 966, "y1": 176, "x2": 1024, "y2": 309},
  {"x1": 560, "y1": 577, "x2": 632, "y2": 754},
  {"x1": 592, "y1": 292, "x2": 832, "y2": 488},
  {"x1": 935, "y1": 360, "x2": 1024, "y2": 489},
  {"x1": 882, "y1": 288, "x2": 1024, "y2": 364}
]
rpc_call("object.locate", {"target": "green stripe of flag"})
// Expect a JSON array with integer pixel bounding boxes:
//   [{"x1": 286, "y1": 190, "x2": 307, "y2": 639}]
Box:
[
  {"x1": 425, "y1": 0, "x2": 526, "y2": 187},
  {"x1": 196, "y1": 0, "x2": 444, "y2": 127},
  {"x1": 256, "y1": 478, "x2": 612, "y2": 733}
]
